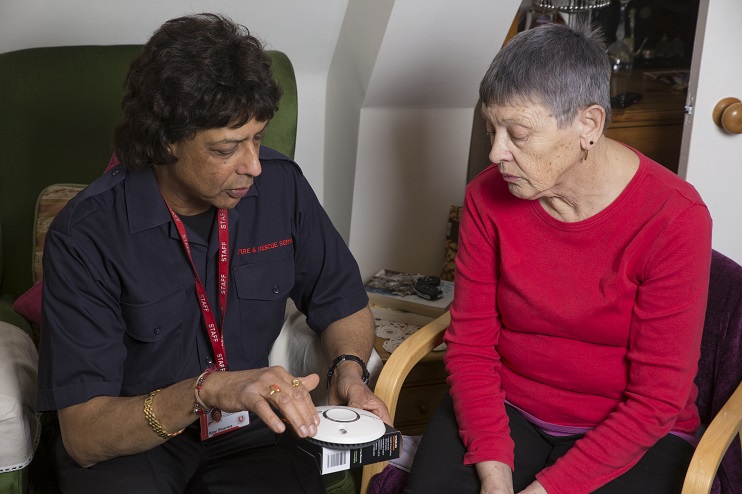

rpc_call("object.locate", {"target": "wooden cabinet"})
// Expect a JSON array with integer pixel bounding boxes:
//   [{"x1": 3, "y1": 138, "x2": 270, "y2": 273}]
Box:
[
  {"x1": 605, "y1": 70, "x2": 688, "y2": 174},
  {"x1": 390, "y1": 356, "x2": 449, "y2": 435}
]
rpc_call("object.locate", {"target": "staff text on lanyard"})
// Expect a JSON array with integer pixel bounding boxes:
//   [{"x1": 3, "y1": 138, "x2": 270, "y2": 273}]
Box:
[{"x1": 167, "y1": 205, "x2": 230, "y2": 371}]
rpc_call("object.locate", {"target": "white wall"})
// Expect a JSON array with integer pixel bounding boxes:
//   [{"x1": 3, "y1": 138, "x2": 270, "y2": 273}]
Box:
[
  {"x1": 349, "y1": 107, "x2": 473, "y2": 279},
  {"x1": 0, "y1": 0, "x2": 349, "y2": 198},
  {"x1": 0, "y1": 0, "x2": 524, "y2": 279},
  {"x1": 348, "y1": 0, "x2": 521, "y2": 280},
  {"x1": 323, "y1": 0, "x2": 396, "y2": 241},
  {"x1": 679, "y1": 0, "x2": 742, "y2": 264}
]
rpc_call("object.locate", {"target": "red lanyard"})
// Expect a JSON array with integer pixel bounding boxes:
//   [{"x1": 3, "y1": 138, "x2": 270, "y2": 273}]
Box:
[{"x1": 167, "y1": 205, "x2": 230, "y2": 371}]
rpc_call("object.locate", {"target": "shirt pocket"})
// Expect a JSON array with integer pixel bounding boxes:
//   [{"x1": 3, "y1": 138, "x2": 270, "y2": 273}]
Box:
[
  {"x1": 120, "y1": 287, "x2": 189, "y2": 389},
  {"x1": 234, "y1": 253, "x2": 296, "y2": 301},
  {"x1": 233, "y1": 253, "x2": 295, "y2": 365}
]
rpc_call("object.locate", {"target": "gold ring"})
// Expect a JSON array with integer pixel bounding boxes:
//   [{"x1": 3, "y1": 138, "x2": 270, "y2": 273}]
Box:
[
  {"x1": 291, "y1": 378, "x2": 301, "y2": 387},
  {"x1": 269, "y1": 384, "x2": 281, "y2": 396}
]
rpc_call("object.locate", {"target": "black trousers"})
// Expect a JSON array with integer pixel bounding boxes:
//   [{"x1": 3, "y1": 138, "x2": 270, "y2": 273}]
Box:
[
  {"x1": 53, "y1": 418, "x2": 325, "y2": 494},
  {"x1": 405, "y1": 394, "x2": 695, "y2": 494}
]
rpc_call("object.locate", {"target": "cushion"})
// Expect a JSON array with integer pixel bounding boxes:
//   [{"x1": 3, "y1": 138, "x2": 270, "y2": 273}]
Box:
[
  {"x1": 11, "y1": 282, "x2": 41, "y2": 328},
  {"x1": 32, "y1": 184, "x2": 86, "y2": 284},
  {"x1": 12, "y1": 184, "x2": 85, "y2": 327},
  {"x1": 106, "y1": 153, "x2": 120, "y2": 172},
  {"x1": 368, "y1": 464, "x2": 409, "y2": 494},
  {"x1": 0, "y1": 322, "x2": 39, "y2": 472}
]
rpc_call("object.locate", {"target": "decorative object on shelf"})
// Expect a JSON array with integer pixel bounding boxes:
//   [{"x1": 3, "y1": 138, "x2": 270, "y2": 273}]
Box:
[
  {"x1": 373, "y1": 308, "x2": 446, "y2": 354},
  {"x1": 527, "y1": 0, "x2": 611, "y2": 29},
  {"x1": 441, "y1": 205, "x2": 462, "y2": 282},
  {"x1": 643, "y1": 69, "x2": 690, "y2": 91},
  {"x1": 364, "y1": 270, "x2": 454, "y2": 318},
  {"x1": 606, "y1": 0, "x2": 635, "y2": 73}
]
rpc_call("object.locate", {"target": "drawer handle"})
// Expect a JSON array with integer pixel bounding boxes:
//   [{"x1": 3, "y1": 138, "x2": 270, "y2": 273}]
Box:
[
  {"x1": 713, "y1": 97, "x2": 742, "y2": 134},
  {"x1": 417, "y1": 403, "x2": 429, "y2": 415}
]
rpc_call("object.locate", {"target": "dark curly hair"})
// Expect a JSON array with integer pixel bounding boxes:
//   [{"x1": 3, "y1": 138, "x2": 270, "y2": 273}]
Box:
[{"x1": 114, "y1": 13, "x2": 282, "y2": 170}]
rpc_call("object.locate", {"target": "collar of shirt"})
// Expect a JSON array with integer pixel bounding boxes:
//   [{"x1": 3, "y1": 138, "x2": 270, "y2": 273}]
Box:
[{"x1": 122, "y1": 167, "x2": 259, "y2": 240}]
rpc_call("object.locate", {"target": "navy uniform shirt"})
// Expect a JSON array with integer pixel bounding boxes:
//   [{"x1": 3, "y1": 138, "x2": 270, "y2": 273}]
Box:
[{"x1": 37, "y1": 147, "x2": 368, "y2": 411}]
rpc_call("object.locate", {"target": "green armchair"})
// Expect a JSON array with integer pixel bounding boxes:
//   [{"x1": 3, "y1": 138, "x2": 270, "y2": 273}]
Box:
[
  {"x1": 0, "y1": 44, "x2": 298, "y2": 332},
  {"x1": 0, "y1": 44, "x2": 318, "y2": 494},
  {"x1": 0, "y1": 45, "x2": 151, "y2": 494}
]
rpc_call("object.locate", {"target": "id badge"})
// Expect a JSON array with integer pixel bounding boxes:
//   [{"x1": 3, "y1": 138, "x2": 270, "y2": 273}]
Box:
[{"x1": 200, "y1": 408, "x2": 250, "y2": 440}]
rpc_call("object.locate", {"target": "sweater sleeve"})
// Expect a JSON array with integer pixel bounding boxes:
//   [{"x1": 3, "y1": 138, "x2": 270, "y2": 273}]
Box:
[
  {"x1": 536, "y1": 204, "x2": 712, "y2": 494},
  {"x1": 444, "y1": 187, "x2": 515, "y2": 468}
]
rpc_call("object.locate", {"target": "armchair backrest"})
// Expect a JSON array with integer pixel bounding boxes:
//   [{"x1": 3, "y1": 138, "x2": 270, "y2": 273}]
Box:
[
  {"x1": 693, "y1": 249, "x2": 742, "y2": 493},
  {"x1": 0, "y1": 45, "x2": 297, "y2": 300}
]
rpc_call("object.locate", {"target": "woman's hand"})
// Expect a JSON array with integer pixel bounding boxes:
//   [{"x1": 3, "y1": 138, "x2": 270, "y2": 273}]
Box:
[
  {"x1": 476, "y1": 461, "x2": 515, "y2": 494},
  {"x1": 517, "y1": 480, "x2": 547, "y2": 494}
]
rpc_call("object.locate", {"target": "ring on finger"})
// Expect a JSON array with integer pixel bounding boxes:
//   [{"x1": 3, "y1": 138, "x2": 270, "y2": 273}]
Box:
[
  {"x1": 269, "y1": 384, "x2": 281, "y2": 396},
  {"x1": 291, "y1": 378, "x2": 301, "y2": 387}
]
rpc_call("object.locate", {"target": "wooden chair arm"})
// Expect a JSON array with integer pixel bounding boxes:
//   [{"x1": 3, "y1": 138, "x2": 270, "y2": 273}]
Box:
[
  {"x1": 682, "y1": 379, "x2": 742, "y2": 494},
  {"x1": 359, "y1": 311, "x2": 450, "y2": 494}
]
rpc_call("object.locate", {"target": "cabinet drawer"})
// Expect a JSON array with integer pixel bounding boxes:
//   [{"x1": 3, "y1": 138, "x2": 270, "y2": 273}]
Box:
[
  {"x1": 405, "y1": 357, "x2": 448, "y2": 385},
  {"x1": 605, "y1": 123, "x2": 682, "y2": 173},
  {"x1": 394, "y1": 382, "x2": 450, "y2": 435}
]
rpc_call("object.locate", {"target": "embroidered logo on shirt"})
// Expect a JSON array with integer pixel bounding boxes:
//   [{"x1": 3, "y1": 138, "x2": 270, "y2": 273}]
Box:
[{"x1": 238, "y1": 238, "x2": 293, "y2": 255}]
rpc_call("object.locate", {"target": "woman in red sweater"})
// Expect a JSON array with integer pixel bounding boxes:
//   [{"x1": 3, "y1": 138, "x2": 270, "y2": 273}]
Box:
[{"x1": 405, "y1": 22, "x2": 711, "y2": 494}]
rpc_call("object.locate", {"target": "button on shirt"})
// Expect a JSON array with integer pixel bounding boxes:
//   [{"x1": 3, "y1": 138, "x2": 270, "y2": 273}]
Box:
[{"x1": 37, "y1": 147, "x2": 368, "y2": 411}]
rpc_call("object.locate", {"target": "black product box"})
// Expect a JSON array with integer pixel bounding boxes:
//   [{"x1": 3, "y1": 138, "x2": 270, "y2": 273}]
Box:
[{"x1": 281, "y1": 423, "x2": 402, "y2": 475}]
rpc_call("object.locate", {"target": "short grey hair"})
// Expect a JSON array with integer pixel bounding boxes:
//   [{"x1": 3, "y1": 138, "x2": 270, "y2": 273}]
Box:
[{"x1": 480, "y1": 22, "x2": 612, "y2": 129}]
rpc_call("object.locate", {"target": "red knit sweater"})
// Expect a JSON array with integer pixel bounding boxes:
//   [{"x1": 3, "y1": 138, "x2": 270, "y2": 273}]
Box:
[{"x1": 444, "y1": 152, "x2": 712, "y2": 493}]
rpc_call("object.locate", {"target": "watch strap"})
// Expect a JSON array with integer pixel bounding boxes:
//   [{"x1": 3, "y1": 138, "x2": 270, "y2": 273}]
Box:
[{"x1": 326, "y1": 354, "x2": 370, "y2": 389}]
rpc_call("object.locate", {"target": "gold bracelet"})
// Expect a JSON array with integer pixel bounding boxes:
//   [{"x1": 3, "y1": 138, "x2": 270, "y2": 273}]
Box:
[{"x1": 143, "y1": 389, "x2": 184, "y2": 439}]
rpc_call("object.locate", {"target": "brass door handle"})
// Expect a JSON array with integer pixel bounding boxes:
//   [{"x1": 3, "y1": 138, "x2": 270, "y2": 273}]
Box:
[{"x1": 712, "y1": 97, "x2": 742, "y2": 134}]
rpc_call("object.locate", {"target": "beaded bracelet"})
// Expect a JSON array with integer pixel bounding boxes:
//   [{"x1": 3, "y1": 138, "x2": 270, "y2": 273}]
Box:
[
  {"x1": 193, "y1": 368, "x2": 215, "y2": 415},
  {"x1": 326, "y1": 354, "x2": 370, "y2": 389},
  {"x1": 143, "y1": 389, "x2": 185, "y2": 439}
]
